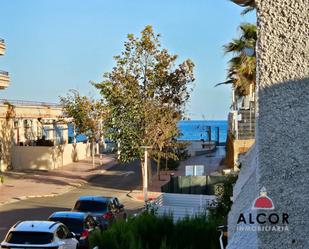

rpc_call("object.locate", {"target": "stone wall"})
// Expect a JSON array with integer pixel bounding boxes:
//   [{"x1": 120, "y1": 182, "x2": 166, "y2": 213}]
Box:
[
  {"x1": 228, "y1": 0, "x2": 309, "y2": 248},
  {"x1": 255, "y1": 0, "x2": 309, "y2": 248}
]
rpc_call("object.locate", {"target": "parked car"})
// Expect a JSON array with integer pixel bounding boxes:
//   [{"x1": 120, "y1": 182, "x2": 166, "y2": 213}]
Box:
[
  {"x1": 48, "y1": 212, "x2": 98, "y2": 249},
  {"x1": 72, "y1": 196, "x2": 126, "y2": 229},
  {"x1": 0, "y1": 221, "x2": 79, "y2": 249}
]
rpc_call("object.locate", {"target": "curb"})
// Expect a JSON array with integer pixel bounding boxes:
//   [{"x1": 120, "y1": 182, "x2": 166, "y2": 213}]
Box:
[
  {"x1": 0, "y1": 186, "x2": 75, "y2": 207},
  {"x1": 126, "y1": 190, "x2": 161, "y2": 202}
]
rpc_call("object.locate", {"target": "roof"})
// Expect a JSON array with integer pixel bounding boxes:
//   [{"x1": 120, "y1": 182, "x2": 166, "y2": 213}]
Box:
[
  {"x1": 49, "y1": 211, "x2": 87, "y2": 220},
  {"x1": 12, "y1": 221, "x2": 60, "y2": 233},
  {"x1": 77, "y1": 196, "x2": 112, "y2": 202}
]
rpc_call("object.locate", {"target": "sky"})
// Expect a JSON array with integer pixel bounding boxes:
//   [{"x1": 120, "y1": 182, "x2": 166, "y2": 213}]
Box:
[{"x1": 0, "y1": 0, "x2": 256, "y2": 120}]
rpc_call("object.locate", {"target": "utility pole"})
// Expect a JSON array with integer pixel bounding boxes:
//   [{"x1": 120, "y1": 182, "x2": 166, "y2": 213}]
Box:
[{"x1": 141, "y1": 146, "x2": 152, "y2": 202}]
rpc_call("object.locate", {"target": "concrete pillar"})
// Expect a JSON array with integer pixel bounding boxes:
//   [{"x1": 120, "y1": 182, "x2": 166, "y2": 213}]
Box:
[{"x1": 255, "y1": 0, "x2": 309, "y2": 248}]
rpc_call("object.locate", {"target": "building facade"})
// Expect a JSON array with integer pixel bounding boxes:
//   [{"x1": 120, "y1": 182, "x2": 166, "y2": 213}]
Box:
[
  {"x1": 0, "y1": 100, "x2": 69, "y2": 171},
  {"x1": 0, "y1": 38, "x2": 10, "y2": 89}
]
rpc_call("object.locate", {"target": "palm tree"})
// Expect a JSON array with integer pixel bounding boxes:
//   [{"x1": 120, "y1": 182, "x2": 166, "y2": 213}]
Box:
[
  {"x1": 230, "y1": 0, "x2": 255, "y2": 15},
  {"x1": 216, "y1": 23, "x2": 256, "y2": 98}
]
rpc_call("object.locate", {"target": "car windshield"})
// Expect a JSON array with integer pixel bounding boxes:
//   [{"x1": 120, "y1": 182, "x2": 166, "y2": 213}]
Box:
[
  {"x1": 74, "y1": 200, "x2": 108, "y2": 213},
  {"x1": 49, "y1": 218, "x2": 83, "y2": 234},
  {"x1": 6, "y1": 231, "x2": 53, "y2": 244}
]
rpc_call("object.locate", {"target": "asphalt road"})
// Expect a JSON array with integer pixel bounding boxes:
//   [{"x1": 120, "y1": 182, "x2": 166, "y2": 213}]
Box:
[{"x1": 0, "y1": 160, "x2": 145, "y2": 240}]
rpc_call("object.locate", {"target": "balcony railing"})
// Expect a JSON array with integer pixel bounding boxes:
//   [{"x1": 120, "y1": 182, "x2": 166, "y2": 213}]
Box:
[
  {"x1": 0, "y1": 98, "x2": 61, "y2": 107},
  {"x1": 229, "y1": 109, "x2": 255, "y2": 140},
  {"x1": 0, "y1": 38, "x2": 5, "y2": 55},
  {"x1": 0, "y1": 70, "x2": 9, "y2": 89},
  {"x1": 0, "y1": 70, "x2": 9, "y2": 76}
]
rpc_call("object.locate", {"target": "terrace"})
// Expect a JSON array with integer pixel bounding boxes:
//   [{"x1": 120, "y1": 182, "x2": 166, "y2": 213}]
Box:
[
  {"x1": 0, "y1": 38, "x2": 5, "y2": 55},
  {"x1": 0, "y1": 70, "x2": 9, "y2": 89}
]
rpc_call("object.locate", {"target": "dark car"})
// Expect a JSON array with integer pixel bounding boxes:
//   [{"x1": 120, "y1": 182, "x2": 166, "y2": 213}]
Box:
[
  {"x1": 72, "y1": 196, "x2": 126, "y2": 229},
  {"x1": 48, "y1": 211, "x2": 98, "y2": 249}
]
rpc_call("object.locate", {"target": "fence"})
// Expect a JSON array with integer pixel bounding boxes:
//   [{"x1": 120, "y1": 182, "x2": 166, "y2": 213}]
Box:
[
  {"x1": 229, "y1": 109, "x2": 255, "y2": 140},
  {"x1": 152, "y1": 193, "x2": 216, "y2": 222},
  {"x1": 161, "y1": 175, "x2": 228, "y2": 195},
  {"x1": 0, "y1": 99, "x2": 61, "y2": 107}
]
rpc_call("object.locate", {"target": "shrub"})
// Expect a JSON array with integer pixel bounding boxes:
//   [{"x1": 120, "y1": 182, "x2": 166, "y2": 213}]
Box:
[{"x1": 89, "y1": 212, "x2": 221, "y2": 249}]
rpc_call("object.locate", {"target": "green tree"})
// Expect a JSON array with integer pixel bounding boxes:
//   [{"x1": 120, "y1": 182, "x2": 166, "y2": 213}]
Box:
[
  {"x1": 60, "y1": 90, "x2": 105, "y2": 166},
  {"x1": 95, "y1": 26, "x2": 194, "y2": 181}
]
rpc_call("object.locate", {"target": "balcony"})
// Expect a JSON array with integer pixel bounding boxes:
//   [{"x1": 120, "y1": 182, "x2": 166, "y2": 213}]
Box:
[
  {"x1": 229, "y1": 109, "x2": 255, "y2": 140},
  {"x1": 0, "y1": 38, "x2": 5, "y2": 55},
  {"x1": 0, "y1": 70, "x2": 10, "y2": 89}
]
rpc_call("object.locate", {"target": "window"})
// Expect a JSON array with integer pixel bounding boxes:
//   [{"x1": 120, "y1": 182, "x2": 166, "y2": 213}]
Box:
[
  {"x1": 49, "y1": 218, "x2": 83, "y2": 234},
  {"x1": 6, "y1": 232, "x2": 53, "y2": 244},
  {"x1": 74, "y1": 201, "x2": 108, "y2": 213}
]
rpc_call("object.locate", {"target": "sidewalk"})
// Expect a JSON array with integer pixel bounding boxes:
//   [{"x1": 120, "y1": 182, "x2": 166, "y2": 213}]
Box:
[
  {"x1": 129, "y1": 146, "x2": 226, "y2": 202},
  {"x1": 0, "y1": 155, "x2": 117, "y2": 206}
]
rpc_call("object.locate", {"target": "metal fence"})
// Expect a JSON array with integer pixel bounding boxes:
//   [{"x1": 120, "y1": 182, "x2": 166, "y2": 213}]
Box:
[
  {"x1": 0, "y1": 99, "x2": 61, "y2": 107},
  {"x1": 229, "y1": 109, "x2": 255, "y2": 140},
  {"x1": 161, "y1": 175, "x2": 228, "y2": 195},
  {"x1": 0, "y1": 70, "x2": 9, "y2": 76}
]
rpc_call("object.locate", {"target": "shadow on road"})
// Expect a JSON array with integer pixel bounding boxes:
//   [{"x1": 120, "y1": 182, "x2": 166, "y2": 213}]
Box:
[{"x1": 0, "y1": 206, "x2": 70, "y2": 240}]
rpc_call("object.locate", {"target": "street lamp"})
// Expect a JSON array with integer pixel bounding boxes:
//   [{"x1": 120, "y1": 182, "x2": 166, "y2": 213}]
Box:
[{"x1": 140, "y1": 145, "x2": 152, "y2": 202}]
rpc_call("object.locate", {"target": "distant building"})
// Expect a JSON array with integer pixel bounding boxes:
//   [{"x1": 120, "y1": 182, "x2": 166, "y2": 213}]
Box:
[
  {"x1": 0, "y1": 38, "x2": 10, "y2": 89},
  {"x1": 0, "y1": 100, "x2": 69, "y2": 171},
  {"x1": 0, "y1": 38, "x2": 89, "y2": 172}
]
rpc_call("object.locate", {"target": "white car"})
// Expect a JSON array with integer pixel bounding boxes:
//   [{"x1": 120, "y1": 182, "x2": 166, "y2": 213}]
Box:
[{"x1": 1, "y1": 221, "x2": 79, "y2": 249}]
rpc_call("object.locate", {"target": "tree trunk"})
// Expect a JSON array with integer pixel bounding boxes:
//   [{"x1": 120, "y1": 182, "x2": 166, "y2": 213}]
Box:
[
  {"x1": 157, "y1": 155, "x2": 161, "y2": 180},
  {"x1": 147, "y1": 156, "x2": 152, "y2": 185}
]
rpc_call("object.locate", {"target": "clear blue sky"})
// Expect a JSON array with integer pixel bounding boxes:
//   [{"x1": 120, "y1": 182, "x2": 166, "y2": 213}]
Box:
[{"x1": 0, "y1": 0, "x2": 256, "y2": 120}]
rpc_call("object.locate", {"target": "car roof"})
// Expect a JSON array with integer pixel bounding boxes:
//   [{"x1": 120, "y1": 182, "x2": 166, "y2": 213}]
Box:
[
  {"x1": 77, "y1": 196, "x2": 113, "y2": 202},
  {"x1": 12, "y1": 221, "x2": 60, "y2": 233},
  {"x1": 49, "y1": 211, "x2": 88, "y2": 220}
]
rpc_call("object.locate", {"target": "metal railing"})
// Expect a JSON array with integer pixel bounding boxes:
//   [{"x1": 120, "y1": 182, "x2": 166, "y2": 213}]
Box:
[
  {"x1": 229, "y1": 109, "x2": 255, "y2": 140},
  {"x1": 0, "y1": 98, "x2": 61, "y2": 107},
  {"x1": 0, "y1": 70, "x2": 9, "y2": 76}
]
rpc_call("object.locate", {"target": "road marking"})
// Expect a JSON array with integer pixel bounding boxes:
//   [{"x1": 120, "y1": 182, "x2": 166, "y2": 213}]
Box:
[
  {"x1": 120, "y1": 171, "x2": 135, "y2": 177},
  {"x1": 101, "y1": 171, "x2": 135, "y2": 176}
]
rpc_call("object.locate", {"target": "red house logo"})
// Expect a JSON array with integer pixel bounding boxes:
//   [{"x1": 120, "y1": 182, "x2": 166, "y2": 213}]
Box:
[{"x1": 252, "y1": 187, "x2": 274, "y2": 210}]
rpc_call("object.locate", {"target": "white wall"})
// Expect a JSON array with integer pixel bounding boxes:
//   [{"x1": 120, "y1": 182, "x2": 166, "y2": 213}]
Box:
[{"x1": 12, "y1": 142, "x2": 90, "y2": 171}]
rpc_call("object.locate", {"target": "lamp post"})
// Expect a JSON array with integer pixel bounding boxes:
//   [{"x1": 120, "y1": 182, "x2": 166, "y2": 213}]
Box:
[{"x1": 141, "y1": 146, "x2": 152, "y2": 202}]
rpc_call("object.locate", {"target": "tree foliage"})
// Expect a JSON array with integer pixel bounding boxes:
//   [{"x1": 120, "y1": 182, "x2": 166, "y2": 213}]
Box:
[
  {"x1": 60, "y1": 90, "x2": 105, "y2": 140},
  {"x1": 216, "y1": 23, "x2": 256, "y2": 97},
  {"x1": 230, "y1": 0, "x2": 256, "y2": 15},
  {"x1": 95, "y1": 26, "x2": 194, "y2": 163}
]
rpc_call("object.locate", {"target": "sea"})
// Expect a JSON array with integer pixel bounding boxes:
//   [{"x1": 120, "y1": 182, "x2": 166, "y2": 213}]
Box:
[
  {"x1": 68, "y1": 120, "x2": 228, "y2": 144},
  {"x1": 178, "y1": 120, "x2": 227, "y2": 144}
]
